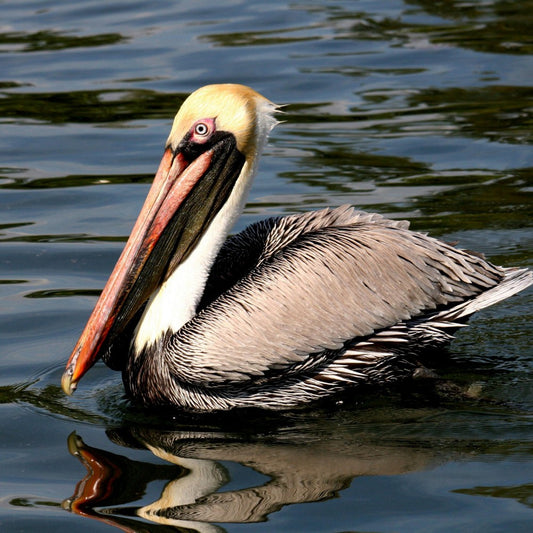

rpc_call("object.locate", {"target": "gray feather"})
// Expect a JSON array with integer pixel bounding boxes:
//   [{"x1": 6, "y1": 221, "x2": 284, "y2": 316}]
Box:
[{"x1": 166, "y1": 207, "x2": 511, "y2": 385}]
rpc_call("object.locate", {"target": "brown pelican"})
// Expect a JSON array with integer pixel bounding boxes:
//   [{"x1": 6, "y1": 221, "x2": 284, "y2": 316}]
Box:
[{"x1": 61, "y1": 84, "x2": 532, "y2": 411}]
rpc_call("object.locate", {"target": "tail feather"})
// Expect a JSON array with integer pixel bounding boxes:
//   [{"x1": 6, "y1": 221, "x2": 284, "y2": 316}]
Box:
[
  {"x1": 324, "y1": 267, "x2": 531, "y2": 386},
  {"x1": 404, "y1": 267, "x2": 532, "y2": 351},
  {"x1": 437, "y1": 267, "x2": 533, "y2": 322}
]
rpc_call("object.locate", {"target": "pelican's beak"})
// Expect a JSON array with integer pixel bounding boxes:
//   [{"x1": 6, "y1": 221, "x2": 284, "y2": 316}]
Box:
[{"x1": 62, "y1": 132, "x2": 245, "y2": 395}]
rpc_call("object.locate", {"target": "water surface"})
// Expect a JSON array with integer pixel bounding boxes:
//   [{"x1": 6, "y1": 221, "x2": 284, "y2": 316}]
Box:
[{"x1": 1, "y1": 1, "x2": 532, "y2": 532}]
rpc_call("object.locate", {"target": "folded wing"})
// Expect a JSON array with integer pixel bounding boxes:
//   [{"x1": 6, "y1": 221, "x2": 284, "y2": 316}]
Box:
[{"x1": 168, "y1": 207, "x2": 504, "y2": 385}]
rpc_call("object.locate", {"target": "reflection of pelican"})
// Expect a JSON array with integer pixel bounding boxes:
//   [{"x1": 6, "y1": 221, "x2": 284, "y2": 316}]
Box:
[
  {"x1": 61, "y1": 84, "x2": 532, "y2": 411},
  {"x1": 64, "y1": 425, "x2": 441, "y2": 531}
]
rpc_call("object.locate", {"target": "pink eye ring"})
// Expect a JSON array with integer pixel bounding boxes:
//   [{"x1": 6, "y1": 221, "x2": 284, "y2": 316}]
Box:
[{"x1": 191, "y1": 118, "x2": 216, "y2": 142}]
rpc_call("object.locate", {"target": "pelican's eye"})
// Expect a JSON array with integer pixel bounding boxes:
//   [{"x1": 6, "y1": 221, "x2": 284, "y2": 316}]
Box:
[
  {"x1": 195, "y1": 122, "x2": 209, "y2": 136},
  {"x1": 190, "y1": 118, "x2": 216, "y2": 143}
]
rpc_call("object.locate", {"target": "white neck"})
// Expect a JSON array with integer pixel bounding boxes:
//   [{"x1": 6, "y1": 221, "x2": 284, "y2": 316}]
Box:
[{"x1": 132, "y1": 103, "x2": 276, "y2": 356}]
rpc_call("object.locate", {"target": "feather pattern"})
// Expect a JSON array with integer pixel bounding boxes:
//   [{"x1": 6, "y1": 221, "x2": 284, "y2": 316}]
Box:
[{"x1": 125, "y1": 206, "x2": 532, "y2": 410}]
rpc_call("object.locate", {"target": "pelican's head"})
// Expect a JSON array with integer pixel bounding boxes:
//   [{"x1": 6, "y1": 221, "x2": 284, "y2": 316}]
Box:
[
  {"x1": 61, "y1": 84, "x2": 278, "y2": 396},
  {"x1": 167, "y1": 84, "x2": 277, "y2": 164}
]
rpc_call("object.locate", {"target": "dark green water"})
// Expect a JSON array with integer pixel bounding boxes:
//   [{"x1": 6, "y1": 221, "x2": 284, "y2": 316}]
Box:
[{"x1": 1, "y1": 1, "x2": 532, "y2": 531}]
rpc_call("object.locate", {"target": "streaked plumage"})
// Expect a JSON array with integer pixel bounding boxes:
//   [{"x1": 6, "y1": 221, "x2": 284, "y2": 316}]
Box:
[{"x1": 62, "y1": 84, "x2": 533, "y2": 411}]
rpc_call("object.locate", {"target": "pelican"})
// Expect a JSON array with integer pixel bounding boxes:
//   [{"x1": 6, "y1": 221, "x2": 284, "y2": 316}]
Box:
[{"x1": 61, "y1": 84, "x2": 532, "y2": 411}]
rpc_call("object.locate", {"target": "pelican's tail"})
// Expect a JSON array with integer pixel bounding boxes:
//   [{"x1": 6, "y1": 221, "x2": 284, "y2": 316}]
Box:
[
  {"x1": 402, "y1": 266, "x2": 532, "y2": 351},
  {"x1": 437, "y1": 267, "x2": 533, "y2": 322}
]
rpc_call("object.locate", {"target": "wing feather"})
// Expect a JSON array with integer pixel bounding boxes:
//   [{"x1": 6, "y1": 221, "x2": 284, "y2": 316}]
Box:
[{"x1": 167, "y1": 207, "x2": 503, "y2": 385}]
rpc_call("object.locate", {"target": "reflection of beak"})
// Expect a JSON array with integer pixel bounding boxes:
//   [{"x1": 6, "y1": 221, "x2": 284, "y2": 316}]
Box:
[
  {"x1": 63, "y1": 432, "x2": 144, "y2": 533},
  {"x1": 62, "y1": 134, "x2": 245, "y2": 395},
  {"x1": 63, "y1": 432, "x2": 124, "y2": 514}
]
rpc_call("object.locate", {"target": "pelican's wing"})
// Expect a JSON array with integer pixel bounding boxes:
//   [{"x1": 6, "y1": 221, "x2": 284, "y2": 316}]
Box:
[{"x1": 168, "y1": 207, "x2": 503, "y2": 385}]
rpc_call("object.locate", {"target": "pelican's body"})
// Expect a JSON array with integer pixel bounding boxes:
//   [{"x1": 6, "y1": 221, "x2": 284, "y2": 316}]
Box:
[{"x1": 62, "y1": 84, "x2": 533, "y2": 411}]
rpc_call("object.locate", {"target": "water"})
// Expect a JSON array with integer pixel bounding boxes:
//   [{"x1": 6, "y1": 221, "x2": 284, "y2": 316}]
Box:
[{"x1": 1, "y1": 0, "x2": 532, "y2": 531}]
